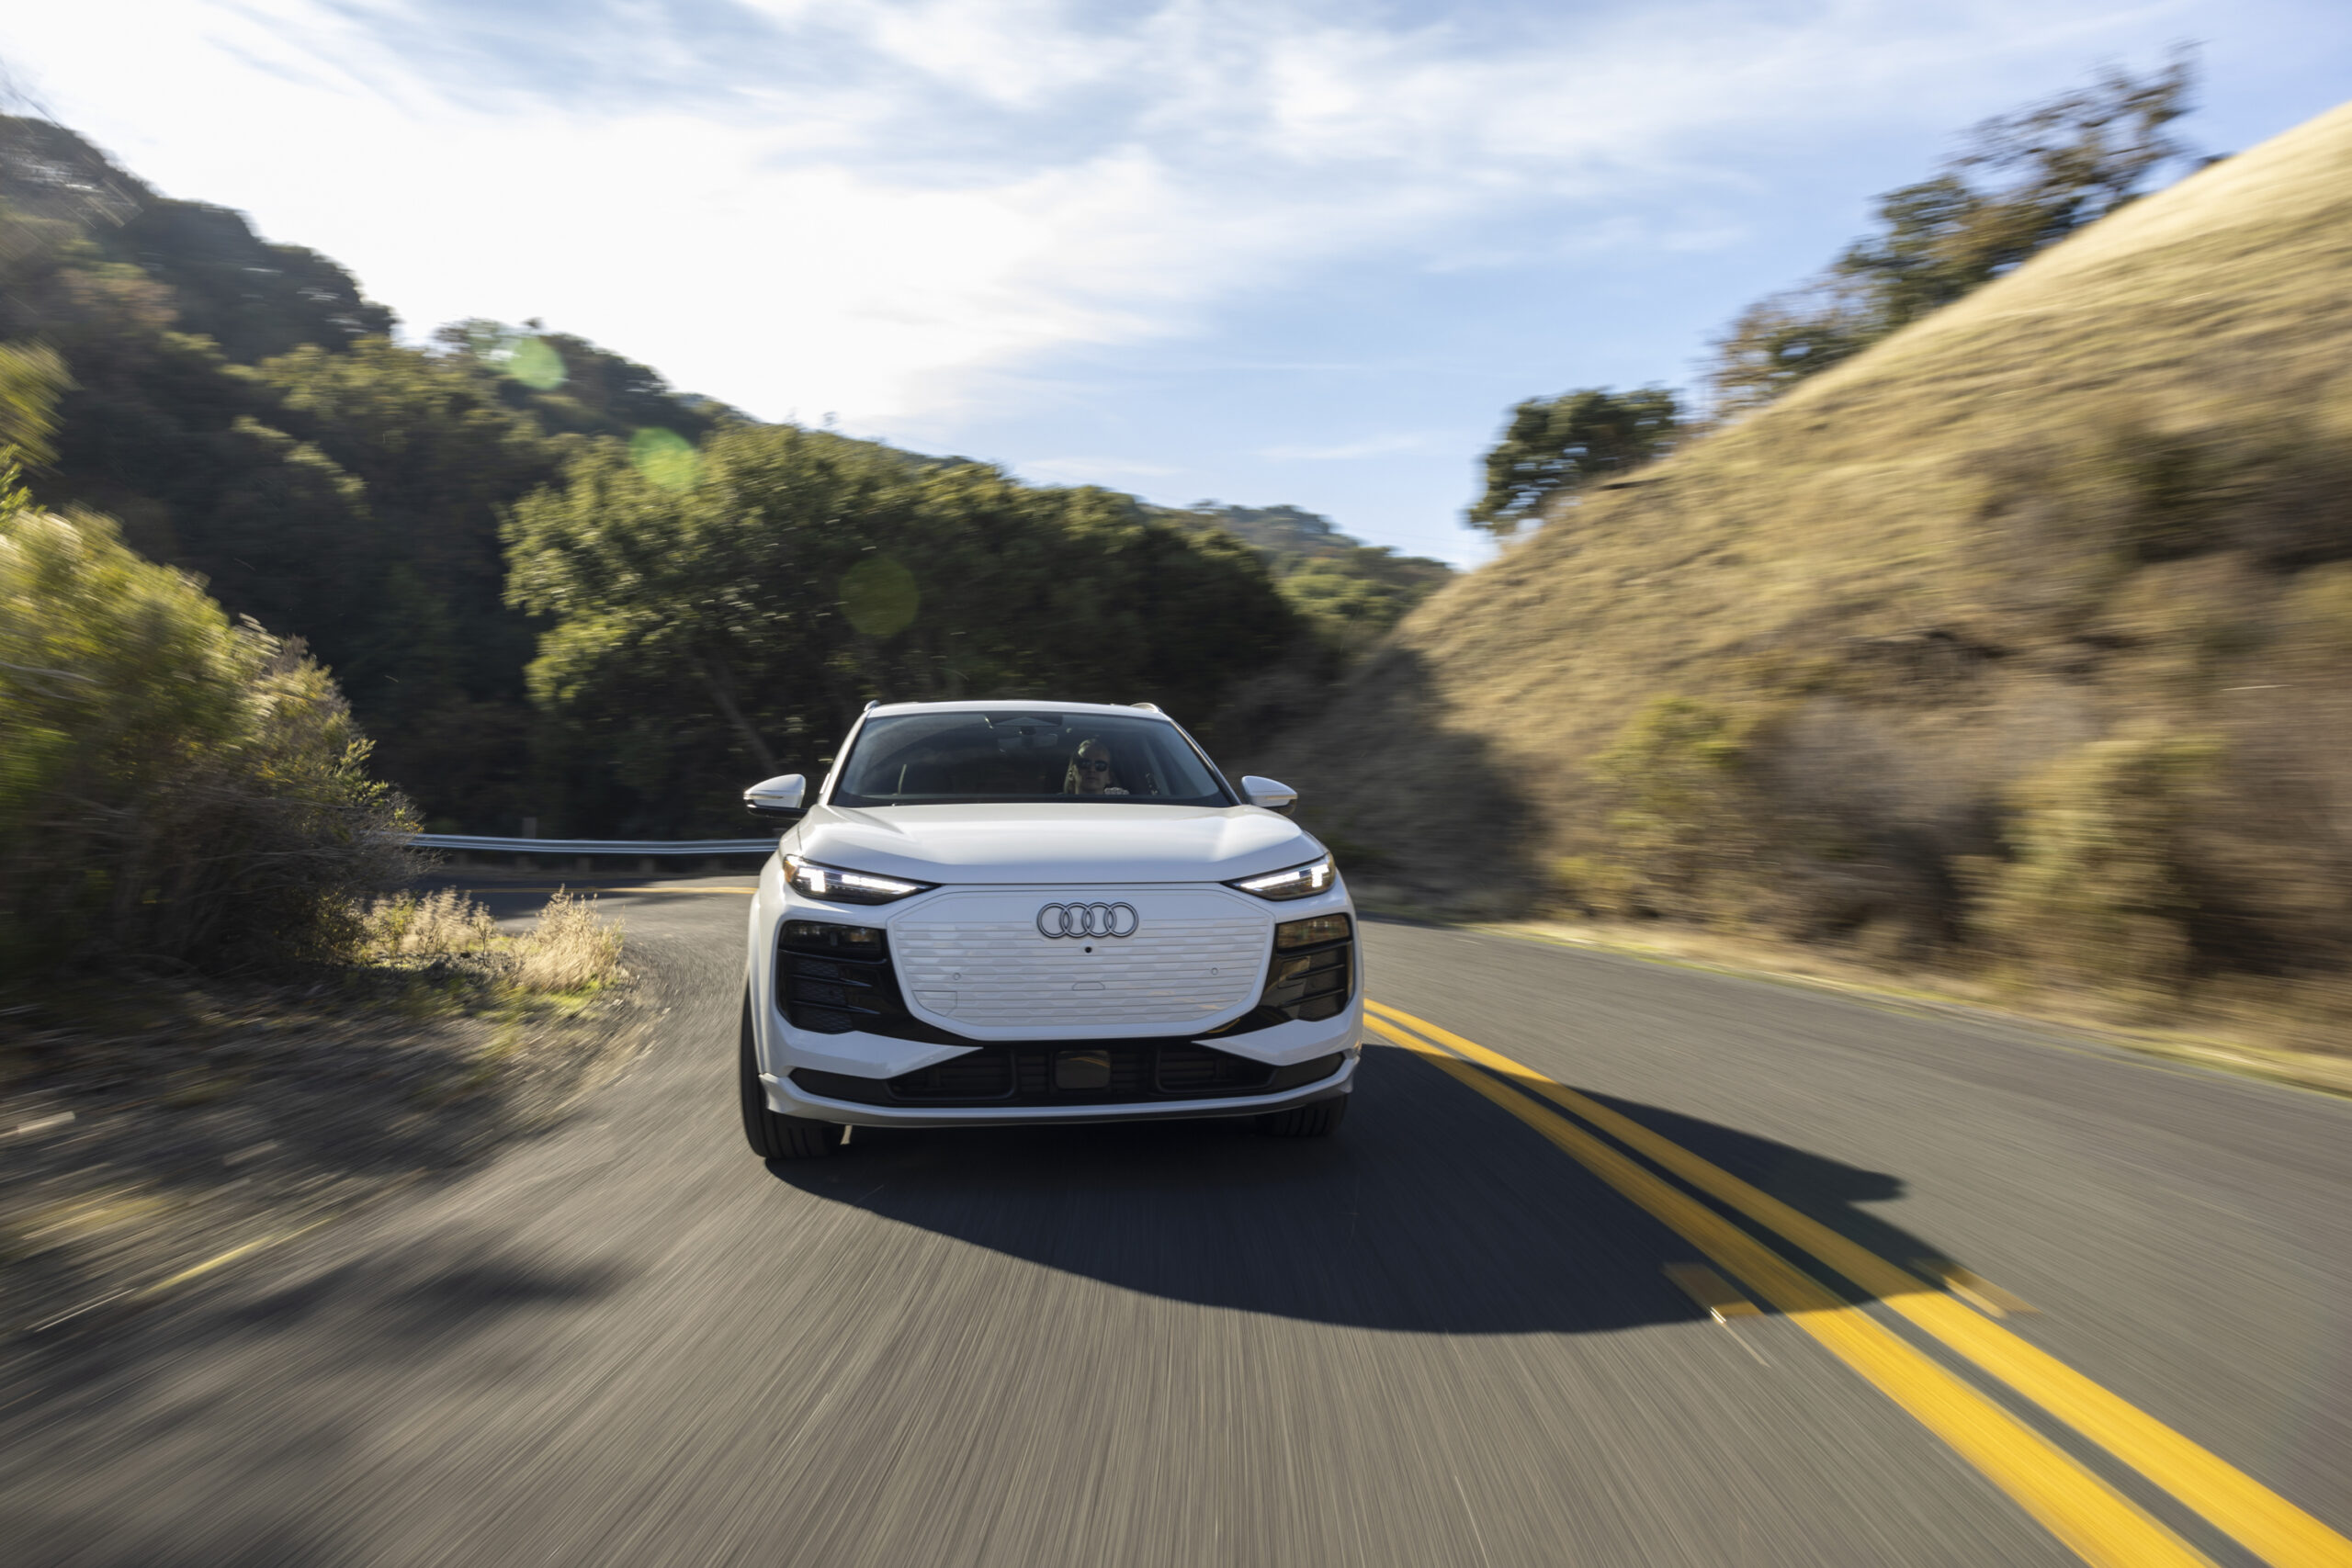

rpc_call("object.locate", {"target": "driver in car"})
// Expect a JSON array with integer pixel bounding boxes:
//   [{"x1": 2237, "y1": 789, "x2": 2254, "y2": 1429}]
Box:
[{"x1": 1066, "y1": 738, "x2": 1128, "y2": 795}]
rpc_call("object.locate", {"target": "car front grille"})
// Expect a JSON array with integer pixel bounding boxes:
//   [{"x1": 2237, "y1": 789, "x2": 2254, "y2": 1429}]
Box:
[
  {"x1": 888, "y1": 891, "x2": 1269, "y2": 1029},
  {"x1": 790, "y1": 1043, "x2": 1346, "y2": 1108},
  {"x1": 780, "y1": 905, "x2": 1354, "y2": 1045}
]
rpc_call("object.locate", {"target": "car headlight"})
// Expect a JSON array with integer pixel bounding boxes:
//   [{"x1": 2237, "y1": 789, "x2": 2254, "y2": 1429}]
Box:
[
  {"x1": 1227, "y1": 854, "x2": 1337, "y2": 901},
  {"x1": 784, "y1": 853, "x2": 933, "y2": 905}
]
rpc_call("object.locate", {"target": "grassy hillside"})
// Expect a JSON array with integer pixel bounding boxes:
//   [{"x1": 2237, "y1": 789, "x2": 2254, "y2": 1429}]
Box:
[{"x1": 1268, "y1": 100, "x2": 2352, "y2": 1006}]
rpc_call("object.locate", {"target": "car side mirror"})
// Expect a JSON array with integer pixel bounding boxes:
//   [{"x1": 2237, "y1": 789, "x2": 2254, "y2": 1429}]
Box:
[
  {"x1": 744, "y1": 773, "x2": 808, "y2": 818},
  {"x1": 1239, "y1": 774, "x2": 1297, "y2": 815}
]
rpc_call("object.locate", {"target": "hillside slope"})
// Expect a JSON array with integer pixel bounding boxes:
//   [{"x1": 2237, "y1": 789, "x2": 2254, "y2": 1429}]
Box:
[{"x1": 1270, "y1": 100, "x2": 2352, "y2": 991}]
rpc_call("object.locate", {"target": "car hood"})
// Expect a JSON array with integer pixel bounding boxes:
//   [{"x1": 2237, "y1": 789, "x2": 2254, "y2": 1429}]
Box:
[{"x1": 789, "y1": 803, "x2": 1321, "y2": 886}]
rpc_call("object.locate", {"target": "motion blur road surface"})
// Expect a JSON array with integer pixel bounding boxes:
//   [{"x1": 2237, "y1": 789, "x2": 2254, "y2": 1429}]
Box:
[{"x1": 6, "y1": 875, "x2": 2351, "y2": 1567}]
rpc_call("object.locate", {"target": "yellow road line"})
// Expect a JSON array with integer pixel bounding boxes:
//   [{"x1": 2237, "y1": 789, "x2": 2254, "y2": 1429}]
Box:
[
  {"x1": 1914, "y1": 1258, "x2": 2038, "y2": 1318},
  {"x1": 1368, "y1": 998, "x2": 2352, "y2": 1568},
  {"x1": 1367, "y1": 1016, "x2": 2212, "y2": 1568},
  {"x1": 1662, "y1": 1262, "x2": 1760, "y2": 1321},
  {"x1": 134, "y1": 1219, "x2": 331, "y2": 1300}
]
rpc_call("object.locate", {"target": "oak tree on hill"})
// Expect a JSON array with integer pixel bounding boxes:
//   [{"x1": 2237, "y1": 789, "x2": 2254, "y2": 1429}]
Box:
[
  {"x1": 1710, "y1": 52, "x2": 2199, "y2": 412},
  {"x1": 1466, "y1": 386, "x2": 1681, "y2": 537}
]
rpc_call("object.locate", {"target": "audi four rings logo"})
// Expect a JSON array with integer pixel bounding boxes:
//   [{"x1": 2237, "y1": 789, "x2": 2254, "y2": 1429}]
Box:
[{"x1": 1036, "y1": 902, "x2": 1140, "y2": 939}]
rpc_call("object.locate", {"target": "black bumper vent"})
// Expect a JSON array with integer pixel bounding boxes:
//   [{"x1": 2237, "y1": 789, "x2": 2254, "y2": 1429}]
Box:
[
  {"x1": 1205, "y1": 919, "x2": 1355, "y2": 1038},
  {"x1": 776, "y1": 920, "x2": 960, "y2": 1043}
]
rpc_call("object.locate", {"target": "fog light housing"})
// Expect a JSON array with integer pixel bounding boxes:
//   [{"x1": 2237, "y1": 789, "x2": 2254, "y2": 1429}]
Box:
[
  {"x1": 780, "y1": 919, "x2": 884, "y2": 957},
  {"x1": 1275, "y1": 913, "x2": 1351, "y2": 950}
]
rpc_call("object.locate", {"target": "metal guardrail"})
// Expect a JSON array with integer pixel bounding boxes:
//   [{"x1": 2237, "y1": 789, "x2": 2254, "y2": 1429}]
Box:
[{"x1": 408, "y1": 834, "x2": 776, "y2": 856}]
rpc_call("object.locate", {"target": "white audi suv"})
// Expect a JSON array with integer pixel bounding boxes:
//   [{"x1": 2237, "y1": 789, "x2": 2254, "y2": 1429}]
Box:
[{"x1": 738, "y1": 701, "x2": 1361, "y2": 1158}]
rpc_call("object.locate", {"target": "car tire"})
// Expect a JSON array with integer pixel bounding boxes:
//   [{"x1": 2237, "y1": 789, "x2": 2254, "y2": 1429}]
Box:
[
  {"x1": 1255, "y1": 1093, "x2": 1348, "y2": 1139},
  {"x1": 740, "y1": 994, "x2": 843, "y2": 1160}
]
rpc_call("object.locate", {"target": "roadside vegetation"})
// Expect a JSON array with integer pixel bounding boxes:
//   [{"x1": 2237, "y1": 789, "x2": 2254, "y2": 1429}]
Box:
[
  {"x1": 1259, "y1": 77, "x2": 2352, "y2": 1061},
  {"x1": 1, "y1": 359, "x2": 636, "y2": 1331},
  {"x1": 1, "y1": 489, "x2": 413, "y2": 976}
]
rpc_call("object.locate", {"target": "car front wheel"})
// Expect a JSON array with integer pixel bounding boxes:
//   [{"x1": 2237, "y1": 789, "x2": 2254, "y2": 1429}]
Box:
[{"x1": 740, "y1": 994, "x2": 843, "y2": 1160}]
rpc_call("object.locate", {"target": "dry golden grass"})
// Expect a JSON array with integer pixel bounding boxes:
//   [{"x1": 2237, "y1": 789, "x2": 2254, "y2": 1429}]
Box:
[
  {"x1": 357, "y1": 887, "x2": 624, "y2": 995},
  {"x1": 362, "y1": 888, "x2": 500, "y2": 959},
  {"x1": 1267, "y1": 99, "x2": 2352, "y2": 1012},
  {"x1": 514, "y1": 890, "x2": 626, "y2": 994}
]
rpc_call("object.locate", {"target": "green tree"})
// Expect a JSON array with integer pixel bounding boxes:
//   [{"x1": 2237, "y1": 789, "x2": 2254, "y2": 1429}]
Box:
[
  {"x1": 1466, "y1": 386, "x2": 1681, "y2": 537},
  {"x1": 0, "y1": 341, "x2": 63, "y2": 464},
  {"x1": 1711, "y1": 54, "x2": 2197, "y2": 412},
  {"x1": 508, "y1": 423, "x2": 1299, "y2": 833}
]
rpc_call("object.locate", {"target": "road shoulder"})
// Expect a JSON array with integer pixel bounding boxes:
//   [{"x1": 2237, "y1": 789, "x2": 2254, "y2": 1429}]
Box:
[
  {"x1": 1, "y1": 955, "x2": 654, "y2": 1350},
  {"x1": 1454, "y1": 917, "x2": 2352, "y2": 1102}
]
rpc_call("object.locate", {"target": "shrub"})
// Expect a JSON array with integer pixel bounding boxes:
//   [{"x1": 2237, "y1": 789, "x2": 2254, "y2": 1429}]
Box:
[
  {"x1": 0, "y1": 497, "x2": 414, "y2": 976},
  {"x1": 1966, "y1": 725, "x2": 2219, "y2": 997},
  {"x1": 1589, "y1": 696, "x2": 1775, "y2": 919},
  {"x1": 2282, "y1": 562, "x2": 2352, "y2": 658}
]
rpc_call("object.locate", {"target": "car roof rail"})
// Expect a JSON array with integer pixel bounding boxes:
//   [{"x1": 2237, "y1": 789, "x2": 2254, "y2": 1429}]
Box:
[
  {"x1": 864, "y1": 699, "x2": 879, "y2": 711},
  {"x1": 1129, "y1": 702, "x2": 1161, "y2": 712}
]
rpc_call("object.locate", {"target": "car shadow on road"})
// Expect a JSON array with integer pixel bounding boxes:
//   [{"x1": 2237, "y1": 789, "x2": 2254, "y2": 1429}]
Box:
[{"x1": 765, "y1": 1039, "x2": 1951, "y2": 1335}]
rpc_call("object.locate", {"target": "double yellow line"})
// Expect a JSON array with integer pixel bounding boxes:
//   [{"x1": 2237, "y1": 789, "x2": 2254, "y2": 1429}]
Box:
[{"x1": 1364, "y1": 998, "x2": 2352, "y2": 1568}]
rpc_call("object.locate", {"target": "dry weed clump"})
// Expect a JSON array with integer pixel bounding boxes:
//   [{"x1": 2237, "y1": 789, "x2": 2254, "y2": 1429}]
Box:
[
  {"x1": 514, "y1": 890, "x2": 625, "y2": 994},
  {"x1": 355, "y1": 887, "x2": 623, "y2": 996},
  {"x1": 361, "y1": 888, "x2": 501, "y2": 959}
]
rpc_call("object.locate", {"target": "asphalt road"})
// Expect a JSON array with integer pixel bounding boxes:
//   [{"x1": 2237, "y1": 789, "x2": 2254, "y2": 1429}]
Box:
[{"x1": 5, "y1": 876, "x2": 2350, "y2": 1567}]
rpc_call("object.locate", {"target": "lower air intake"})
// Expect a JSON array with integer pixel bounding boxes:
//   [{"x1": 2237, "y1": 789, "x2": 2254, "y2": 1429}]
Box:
[{"x1": 790, "y1": 1043, "x2": 1344, "y2": 1109}]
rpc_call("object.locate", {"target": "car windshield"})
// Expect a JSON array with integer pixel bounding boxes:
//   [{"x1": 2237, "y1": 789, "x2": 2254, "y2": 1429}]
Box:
[{"x1": 831, "y1": 711, "x2": 1231, "y2": 807}]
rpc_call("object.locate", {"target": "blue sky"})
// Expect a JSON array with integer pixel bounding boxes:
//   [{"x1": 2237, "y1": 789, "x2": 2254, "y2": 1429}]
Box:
[{"x1": 5, "y1": 1, "x2": 2347, "y2": 565}]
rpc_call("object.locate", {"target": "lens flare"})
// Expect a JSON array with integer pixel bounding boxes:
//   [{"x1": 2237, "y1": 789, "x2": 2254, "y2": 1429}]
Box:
[
  {"x1": 629, "y1": 427, "x2": 700, "y2": 491},
  {"x1": 502, "y1": 334, "x2": 567, "y2": 390},
  {"x1": 841, "y1": 556, "x2": 919, "y2": 637}
]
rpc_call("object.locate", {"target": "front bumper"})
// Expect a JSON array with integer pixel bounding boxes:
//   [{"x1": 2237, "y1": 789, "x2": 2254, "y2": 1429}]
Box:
[
  {"x1": 758, "y1": 983, "x2": 1363, "y2": 1128},
  {"x1": 759, "y1": 1041, "x2": 1358, "y2": 1128}
]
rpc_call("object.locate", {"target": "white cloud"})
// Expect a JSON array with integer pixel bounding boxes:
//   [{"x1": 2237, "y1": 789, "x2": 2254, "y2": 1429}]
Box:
[{"x1": 3, "y1": 0, "x2": 2200, "y2": 432}]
